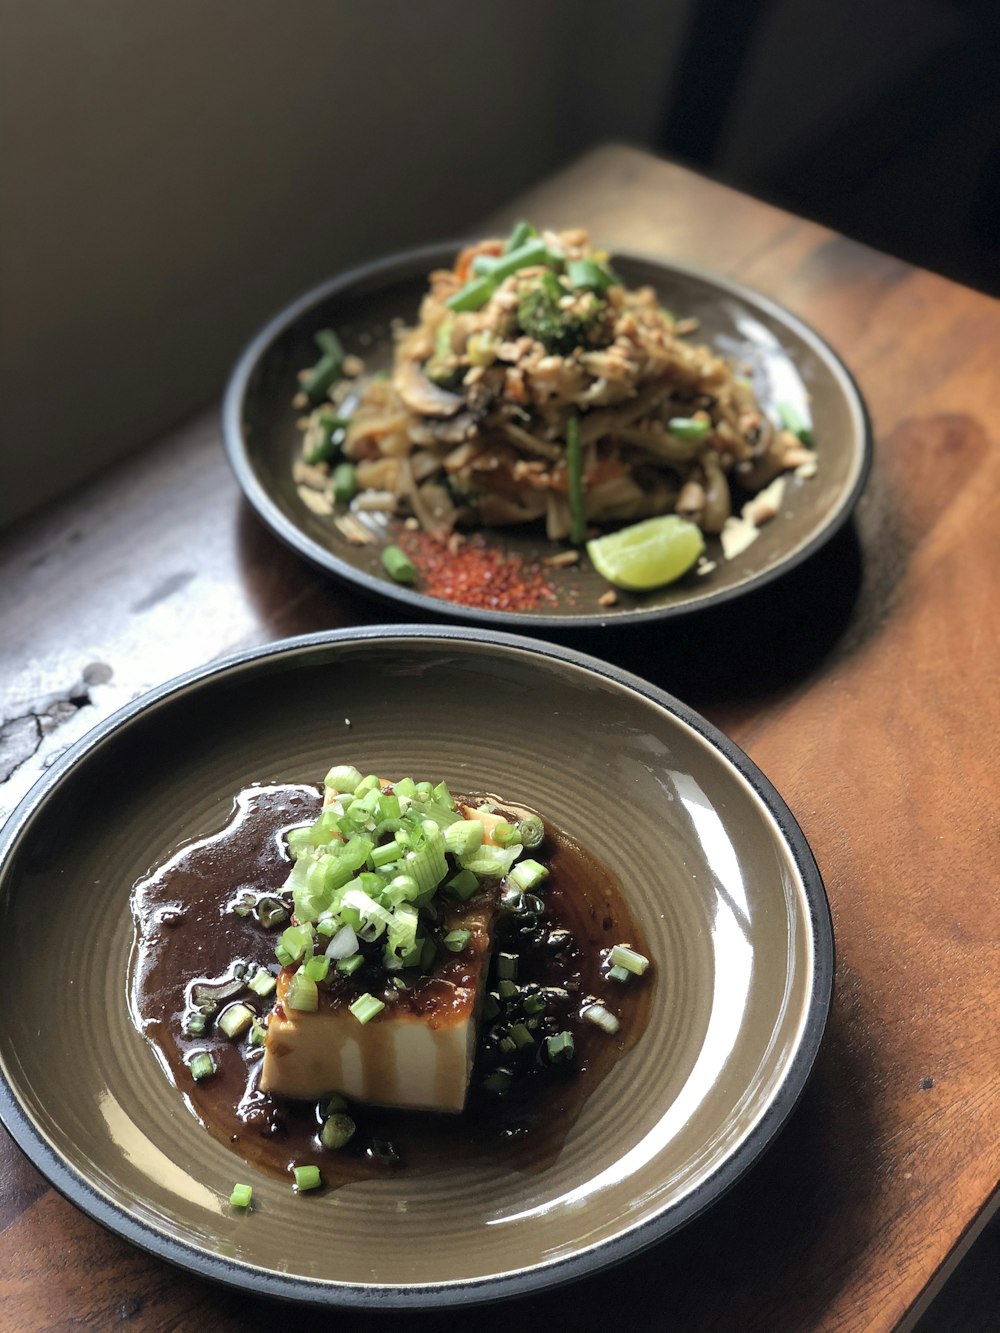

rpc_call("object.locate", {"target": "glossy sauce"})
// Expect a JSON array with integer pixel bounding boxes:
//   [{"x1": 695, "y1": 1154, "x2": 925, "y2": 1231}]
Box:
[{"x1": 129, "y1": 784, "x2": 653, "y2": 1183}]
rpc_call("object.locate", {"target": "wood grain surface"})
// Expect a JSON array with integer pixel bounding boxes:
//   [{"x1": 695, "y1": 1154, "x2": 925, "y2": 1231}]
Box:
[{"x1": 1, "y1": 145, "x2": 997, "y2": 1332}]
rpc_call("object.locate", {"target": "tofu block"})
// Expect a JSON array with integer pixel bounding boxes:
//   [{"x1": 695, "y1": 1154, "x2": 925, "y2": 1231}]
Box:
[{"x1": 260, "y1": 893, "x2": 496, "y2": 1113}]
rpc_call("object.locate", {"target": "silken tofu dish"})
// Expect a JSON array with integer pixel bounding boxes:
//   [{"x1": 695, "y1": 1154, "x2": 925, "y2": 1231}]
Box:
[{"x1": 130, "y1": 766, "x2": 653, "y2": 1196}]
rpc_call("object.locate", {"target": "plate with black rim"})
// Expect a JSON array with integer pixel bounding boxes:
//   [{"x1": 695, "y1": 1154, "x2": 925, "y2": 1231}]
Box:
[
  {"x1": 0, "y1": 626, "x2": 833, "y2": 1307},
  {"x1": 223, "y1": 241, "x2": 871, "y2": 630}
]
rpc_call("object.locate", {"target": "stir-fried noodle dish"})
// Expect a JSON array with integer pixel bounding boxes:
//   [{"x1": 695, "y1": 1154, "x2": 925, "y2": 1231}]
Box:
[{"x1": 295, "y1": 225, "x2": 816, "y2": 569}]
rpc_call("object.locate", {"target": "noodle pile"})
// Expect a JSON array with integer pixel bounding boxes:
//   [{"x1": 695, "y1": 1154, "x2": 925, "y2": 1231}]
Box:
[{"x1": 296, "y1": 228, "x2": 815, "y2": 546}]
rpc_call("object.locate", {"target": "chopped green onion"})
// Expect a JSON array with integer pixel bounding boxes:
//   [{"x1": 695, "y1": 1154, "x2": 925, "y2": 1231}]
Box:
[
  {"x1": 248, "y1": 968, "x2": 277, "y2": 998},
  {"x1": 394, "y1": 776, "x2": 417, "y2": 798},
  {"x1": 303, "y1": 955, "x2": 331, "y2": 983},
  {"x1": 303, "y1": 329, "x2": 345, "y2": 404},
  {"x1": 331, "y1": 462, "x2": 357, "y2": 504},
  {"x1": 381, "y1": 545, "x2": 416, "y2": 584},
  {"x1": 498, "y1": 979, "x2": 519, "y2": 1000},
  {"x1": 218, "y1": 1002, "x2": 254, "y2": 1040},
  {"x1": 183, "y1": 1012, "x2": 207, "y2": 1037},
  {"x1": 509, "y1": 859, "x2": 549, "y2": 891},
  {"x1": 482, "y1": 992, "x2": 501, "y2": 1021},
  {"x1": 446, "y1": 275, "x2": 496, "y2": 312},
  {"x1": 523, "y1": 992, "x2": 546, "y2": 1015},
  {"x1": 305, "y1": 413, "x2": 350, "y2": 465},
  {"x1": 248, "y1": 1017, "x2": 267, "y2": 1048},
  {"x1": 319, "y1": 1093, "x2": 349, "y2": 1117},
  {"x1": 442, "y1": 929, "x2": 471, "y2": 953},
  {"x1": 371, "y1": 839, "x2": 402, "y2": 868},
  {"x1": 446, "y1": 868, "x2": 480, "y2": 901},
  {"x1": 566, "y1": 258, "x2": 617, "y2": 292},
  {"x1": 516, "y1": 814, "x2": 544, "y2": 849},
  {"x1": 566, "y1": 416, "x2": 586, "y2": 544},
  {"x1": 287, "y1": 972, "x2": 319, "y2": 1012},
  {"x1": 474, "y1": 237, "x2": 552, "y2": 284},
  {"x1": 546, "y1": 1031, "x2": 575, "y2": 1063},
  {"x1": 608, "y1": 964, "x2": 631, "y2": 984},
  {"x1": 496, "y1": 952, "x2": 518, "y2": 981},
  {"x1": 292, "y1": 1164, "x2": 322, "y2": 1191},
  {"x1": 490, "y1": 819, "x2": 517, "y2": 847},
  {"x1": 777, "y1": 401, "x2": 814, "y2": 446},
  {"x1": 229, "y1": 1183, "x2": 253, "y2": 1209},
  {"x1": 510, "y1": 1023, "x2": 534, "y2": 1049},
  {"x1": 349, "y1": 993, "x2": 385, "y2": 1025},
  {"x1": 191, "y1": 977, "x2": 244, "y2": 1013},
  {"x1": 326, "y1": 764, "x2": 362, "y2": 793},
  {"x1": 461, "y1": 843, "x2": 521, "y2": 878},
  {"x1": 505, "y1": 219, "x2": 538, "y2": 252},
  {"x1": 609, "y1": 944, "x2": 650, "y2": 976},
  {"x1": 667, "y1": 416, "x2": 710, "y2": 442},
  {"x1": 444, "y1": 820, "x2": 483, "y2": 858},
  {"x1": 187, "y1": 1051, "x2": 216, "y2": 1082},
  {"x1": 321, "y1": 1113, "x2": 356, "y2": 1150},
  {"x1": 336, "y1": 953, "x2": 364, "y2": 976},
  {"x1": 583, "y1": 1002, "x2": 620, "y2": 1034},
  {"x1": 277, "y1": 924, "x2": 312, "y2": 966},
  {"x1": 256, "y1": 896, "x2": 288, "y2": 930}
]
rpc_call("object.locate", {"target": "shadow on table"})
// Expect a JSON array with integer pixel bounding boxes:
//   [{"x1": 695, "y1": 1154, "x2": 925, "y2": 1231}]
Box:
[{"x1": 236, "y1": 499, "x2": 875, "y2": 718}]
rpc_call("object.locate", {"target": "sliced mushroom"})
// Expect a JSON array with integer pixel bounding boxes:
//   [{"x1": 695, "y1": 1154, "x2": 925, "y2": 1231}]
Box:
[{"x1": 395, "y1": 359, "x2": 464, "y2": 418}]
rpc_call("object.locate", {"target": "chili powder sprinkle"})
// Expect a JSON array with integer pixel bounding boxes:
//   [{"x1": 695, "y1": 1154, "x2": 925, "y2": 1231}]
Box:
[{"x1": 398, "y1": 531, "x2": 560, "y2": 612}]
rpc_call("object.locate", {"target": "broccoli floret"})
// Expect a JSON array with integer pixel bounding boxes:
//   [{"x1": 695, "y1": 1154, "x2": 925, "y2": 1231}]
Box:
[{"x1": 516, "y1": 273, "x2": 607, "y2": 355}]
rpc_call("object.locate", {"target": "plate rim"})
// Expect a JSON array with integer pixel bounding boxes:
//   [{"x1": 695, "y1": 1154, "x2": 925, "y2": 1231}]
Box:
[
  {"x1": 0, "y1": 625, "x2": 834, "y2": 1307},
  {"x1": 222, "y1": 240, "x2": 874, "y2": 630}
]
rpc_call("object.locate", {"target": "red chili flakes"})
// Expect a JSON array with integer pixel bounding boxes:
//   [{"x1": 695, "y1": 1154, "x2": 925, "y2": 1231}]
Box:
[{"x1": 398, "y1": 531, "x2": 560, "y2": 612}]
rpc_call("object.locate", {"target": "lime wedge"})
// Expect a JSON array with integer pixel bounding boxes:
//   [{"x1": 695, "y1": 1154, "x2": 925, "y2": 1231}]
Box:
[{"x1": 587, "y1": 516, "x2": 705, "y2": 590}]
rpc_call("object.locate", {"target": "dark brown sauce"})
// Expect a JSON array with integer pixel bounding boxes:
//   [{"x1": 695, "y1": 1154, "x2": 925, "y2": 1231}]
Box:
[{"x1": 129, "y1": 784, "x2": 653, "y2": 1184}]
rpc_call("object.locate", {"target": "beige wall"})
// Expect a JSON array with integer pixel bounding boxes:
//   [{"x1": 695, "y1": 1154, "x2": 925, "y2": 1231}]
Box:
[{"x1": 0, "y1": 1, "x2": 689, "y2": 525}]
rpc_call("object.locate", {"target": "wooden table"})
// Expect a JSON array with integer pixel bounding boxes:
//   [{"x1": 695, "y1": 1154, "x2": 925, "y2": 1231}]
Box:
[{"x1": 1, "y1": 145, "x2": 997, "y2": 1331}]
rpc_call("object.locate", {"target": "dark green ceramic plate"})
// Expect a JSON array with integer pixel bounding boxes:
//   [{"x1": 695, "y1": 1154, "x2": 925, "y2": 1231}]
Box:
[
  {"x1": 223, "y1": 243, "x2": 871, "y2": 628},
  {"x1": 0, "y1": 628, "x2": 832, "y2": 1306}
]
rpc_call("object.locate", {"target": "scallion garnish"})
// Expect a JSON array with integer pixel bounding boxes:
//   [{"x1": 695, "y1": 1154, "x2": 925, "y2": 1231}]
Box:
[
  {"x1": 510, "y1": 1023, "x2": 534, "y2": 1049},
  {"x1": 516, "y1": 814, "x2": 544, "y2": 849},
  {"x1": 482, "y1": 1069, "x2": 513, "y2": 1095},
  {"x1": 381, "y1": 544, "x2": 417, "y2": 584},
  {"x1": 287, "y1": 972, "x2": 319, "y2": 1012},
  {"x1": 446, "y1": 275, "x2": 497, "y2": 312},
  {"x1": 303, "y1": 955, "x2": 331, "y2": 983},
  {"x1": 667, "y1": 416, "x2": 710, "y2": 442},
  {"x1": 248, "y1": 968, "x2": 277, "y2": 998},
  {"x1": 331, "y1": 462, "x2": 358, "y2": 504},
  {"x1": 325, "y1": 764, "x2": 362, "y2": 793},
  {"x1": 303, "y1": 329, "x2": 345, "y2": 404},
  {"x1": 218, "y1": 1002, "x2": 254, "y2": 1040},
  {"x1": 336, "y1": 953, "x2": 364, "y2": 976},
  {"x1": 187, "y1": 1051, "x2": 216, "y2": 1082},
  {"x1": 445, "y1": 868, "x2": 480, "y2": 902},
  {"x1": 292, "y1": 1164, "x2": 322, "y2": 1191},
  {"x1": 566, "y1": 257, "x2": 617, "y2": 292},
  {"x1": 320, "y1": 1113, "x2": 356, "y2": 1150},
  {"x1": 349, "y1": 993, "x2": 385, "y2": 1025},
  {"x1": 229, "y1": 1183, "x2": 253, "y2": 1209},
  {"x1": 609, "y1": 944, "x2": 649, "y2": 976},
  {"x1": 509, "y1": 859, "x2": 549, "y2": 891},
  {"x1": 442, "y1": 929, "x2": 471, "y2": 953},
  {"x1": 546, "y1": 1031, "x2": 575, "y2": 1063},
  {"x1": 183, "y1": 1012, "x2": 207, "y2": 1037},
  {"x1": 607, "y1": 964, "x2": 631, "y2": 984},
  {"x1": 566, "y1": 415, "x2": 587, "y2": 544},
  {"x1": 583, "y1": 1002, "x2": 620, "y2": 1034}
]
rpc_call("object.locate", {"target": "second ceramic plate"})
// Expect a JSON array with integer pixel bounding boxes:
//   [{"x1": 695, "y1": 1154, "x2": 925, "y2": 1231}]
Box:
[{"x1": 223, "y1": 243, "x2": 871, "y2": 629}]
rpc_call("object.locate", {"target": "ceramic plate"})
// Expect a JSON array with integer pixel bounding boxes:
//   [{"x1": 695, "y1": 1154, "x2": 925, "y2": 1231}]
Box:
[
  {"x1": 0, "y1": 628, "x2": 832, "y2": 1306},
  {"x1": 223, "y1": 243, "x2": 871, "y2": 629}
]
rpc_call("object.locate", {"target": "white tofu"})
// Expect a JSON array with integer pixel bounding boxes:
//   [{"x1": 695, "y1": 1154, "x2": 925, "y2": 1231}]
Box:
[{"x1": 260, "y1": 892, "x2": 497, "y2": 1114}]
